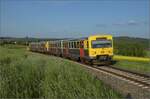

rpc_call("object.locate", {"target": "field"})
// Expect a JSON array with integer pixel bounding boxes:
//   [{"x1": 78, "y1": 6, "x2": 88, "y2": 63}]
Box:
[
  {"x1": 0, "y1": 45, "x2": 121, "y2": 98},
  {"x1": 113, "y1": 55, "x2": 150, "y2": 75},
  {"x1": 113, "y1": 55, "x2": 150, "y2": 62},
  {"x1": 113, "y1": 60, "x2": 150, "y2": 75},
  {"x1": 146, "y1": 50, "x2": 150, "y2": 57}
]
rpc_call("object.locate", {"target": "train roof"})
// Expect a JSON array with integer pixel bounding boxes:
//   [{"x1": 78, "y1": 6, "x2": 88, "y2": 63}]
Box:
[
  {"x1": 29, "y1": 34, "x2": 112, "y2": 43},
  {"x1": 67, "y1": 37, "x2": 88, "y2": 41}
]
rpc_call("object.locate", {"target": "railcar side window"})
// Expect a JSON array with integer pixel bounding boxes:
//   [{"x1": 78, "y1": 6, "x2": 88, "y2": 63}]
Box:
[
  {"x1": 74, "y1": 42, "x2": 76, "y2": 48},
  {"x1": 59, "y1": 42, "x2": 60, "y2": 48},
  {"x1": 77, "y1": 42, "x2": 80, "y2": 48},
  {"x1": 72, "y1": 42, "x2": 74, "y2": 48},
  {"x1": 69, "y1": 42, "x2": 71, "y2": 48},
  {"x1": 68, "y1": 42, "x2": 70, "y2": 48},
  {"x1": 66, "y1": 43, "x2": 68, "y2": 48}
]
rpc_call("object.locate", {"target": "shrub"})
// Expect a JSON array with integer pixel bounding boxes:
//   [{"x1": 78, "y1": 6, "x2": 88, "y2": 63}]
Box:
[{"x1": 115, "y1": 43, "x2": 146, "y2": 57}]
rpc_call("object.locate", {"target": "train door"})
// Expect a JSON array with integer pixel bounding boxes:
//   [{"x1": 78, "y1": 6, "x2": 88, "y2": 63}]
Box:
[
  {"x1": 80, "y1": 40, "x2": 84, "y2": 58},
  {"x1": 61, "y1": 40, "x2": 63, "y2": 55},
  {"x1": 64, "y1": 41, "x2": 69, "y2": 57},
  {"x1": 45, "y1": 41, "x2": 49, "y2": 52},
  {"x1": 66, "y1": 42, "x2": 69, "y2": 56}
]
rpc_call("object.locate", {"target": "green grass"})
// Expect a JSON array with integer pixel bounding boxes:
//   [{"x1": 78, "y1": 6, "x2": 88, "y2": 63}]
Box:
[
  {"x1": 0, "y1": 45, "x2": 121, "y2": 98},
  {"x1": 146, "y1": 50, "x2": 150, "y2": 57},
  {"x1": 114, "y1": 60, "x2": 150, "y2": 75}
]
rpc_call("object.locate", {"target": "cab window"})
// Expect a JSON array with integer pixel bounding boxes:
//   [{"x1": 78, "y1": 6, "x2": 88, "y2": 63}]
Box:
[{"x1": 92, "y1": 40, "x2": 112, "y2": 48}]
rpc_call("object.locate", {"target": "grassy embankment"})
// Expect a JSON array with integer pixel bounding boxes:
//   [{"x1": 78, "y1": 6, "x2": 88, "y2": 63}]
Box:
[{"x1": 0, "y1": 45, "x2": 121, "y2": 98}]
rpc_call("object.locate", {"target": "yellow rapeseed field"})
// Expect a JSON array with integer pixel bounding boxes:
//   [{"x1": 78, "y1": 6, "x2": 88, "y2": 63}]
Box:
[{"x1": 113, "y1": 55, "x2": 150, "y2": 62}]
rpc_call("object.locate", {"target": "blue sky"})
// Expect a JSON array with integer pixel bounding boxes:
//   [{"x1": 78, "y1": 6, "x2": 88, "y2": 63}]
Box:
[{"x1": 0, "y1": 0, "x2": 149, "y2": 38}]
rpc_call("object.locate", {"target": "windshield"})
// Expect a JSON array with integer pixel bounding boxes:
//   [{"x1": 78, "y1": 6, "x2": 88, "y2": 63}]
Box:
[{"x1": 92, "y1": 40, "x2": 112, "y2": 48}]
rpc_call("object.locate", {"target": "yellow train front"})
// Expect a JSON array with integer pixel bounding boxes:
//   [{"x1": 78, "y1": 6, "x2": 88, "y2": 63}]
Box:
[{"x1": 84, "y1": 35, "x2": 113, "y2": 64}]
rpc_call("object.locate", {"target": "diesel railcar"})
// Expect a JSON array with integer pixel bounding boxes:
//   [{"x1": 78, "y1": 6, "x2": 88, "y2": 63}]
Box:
[{"x1": 29, "y1": 35, "x2": 113, "y2": 64}]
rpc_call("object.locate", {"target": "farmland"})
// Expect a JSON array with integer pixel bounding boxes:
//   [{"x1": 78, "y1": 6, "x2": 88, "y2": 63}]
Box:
[
  {"x1": 113, "y1": 55, "x2": 150, "y2": 75},
  {"x1": 0, "y1": 45, "x2": 121, "y2": 98},
  {"x1": 146, "y1": 51, "x2": 150, "y2": 57},
  {"x1": 113, "y1": 60, "x2": 150, "y2": 75}
]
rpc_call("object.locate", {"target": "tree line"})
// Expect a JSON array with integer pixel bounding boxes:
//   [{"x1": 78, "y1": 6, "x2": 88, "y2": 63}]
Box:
[{"x1": 114, "y1": 37, "x2": 149, "y2": 57}]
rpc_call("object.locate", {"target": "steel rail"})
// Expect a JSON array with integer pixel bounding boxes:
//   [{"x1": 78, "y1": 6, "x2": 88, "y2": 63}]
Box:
[{"x1": 92, "y1": 66, "x2": 150, "y2": 89}]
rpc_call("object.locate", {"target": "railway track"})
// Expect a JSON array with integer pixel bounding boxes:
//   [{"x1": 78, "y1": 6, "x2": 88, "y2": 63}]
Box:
[
  {"x1": 77, "y1": 62, "x2": 150, "y2": 98},
  {"x1": 70, "y1": 58, "x2": 150, "y2": 91},
  {"x1": 92, "y1": 65, "x2": 150, "y2": 90}
]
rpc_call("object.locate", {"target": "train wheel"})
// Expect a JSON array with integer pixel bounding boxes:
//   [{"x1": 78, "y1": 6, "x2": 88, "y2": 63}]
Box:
[
  {"x1": 77, "y1": 57, "x2": 81, "y2": 62},
  {"x1": 89, "y1": 60, "x2": 93, "y2": 65},
  {"x1": 81, "y1": 58, "x2": 85, "y2": 63}
]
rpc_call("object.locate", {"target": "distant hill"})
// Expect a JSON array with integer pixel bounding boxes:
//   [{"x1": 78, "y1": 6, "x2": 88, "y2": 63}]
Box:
[{"x1": 114, "y1": 36, "x2": 149, "y2": 49}]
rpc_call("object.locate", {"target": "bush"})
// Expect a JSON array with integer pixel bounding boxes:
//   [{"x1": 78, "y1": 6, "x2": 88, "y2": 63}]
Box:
[{"x1": 115, "y1": 43, "x2": 146, "y2": 57}]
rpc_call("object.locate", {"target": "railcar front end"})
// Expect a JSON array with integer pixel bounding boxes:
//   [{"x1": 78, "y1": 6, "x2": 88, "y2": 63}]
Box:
[{"x1": 87, "y1": 35, "x2": 113, "y2": 64}]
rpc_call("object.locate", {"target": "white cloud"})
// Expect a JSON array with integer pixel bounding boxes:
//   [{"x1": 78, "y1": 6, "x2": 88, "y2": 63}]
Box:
[{"x1": 127, "y1": 20, "x2": 138, "y2": 25}]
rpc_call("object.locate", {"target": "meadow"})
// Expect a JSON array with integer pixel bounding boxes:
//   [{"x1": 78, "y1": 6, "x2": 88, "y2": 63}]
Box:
[
  {"x1": 146, "y1": 50, "x2": 150, "y2": 57},
  {"x1": 113, "y1": 55, "x2": 150, "y2": 75},
  {"x1": 113, "y1": 60, "x2": 150, "y2": 75},
  {"x1": 0, "y1": 45, "x2": 121, "y2": 98}
]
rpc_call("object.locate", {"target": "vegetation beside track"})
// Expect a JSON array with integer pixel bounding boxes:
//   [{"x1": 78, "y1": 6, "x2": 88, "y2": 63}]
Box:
[
  {"x1": 113, "y1": 55, "x2": 150, "y2": 75},
  {"x1": 0, "y1": 45, "x2": 121, "y2": 98},
  {"x1": 113, "y1": 55, "x2": 150, "y2": 62},
  {"x1": 114, "y1": 37, "x2": 149, "y2": 57},
  {"x1": 113, "y1": 60, "x2": 150, "y2": 75},
  {"x1": 146, "y1": 51, "x2": 150, "y2": 57}
]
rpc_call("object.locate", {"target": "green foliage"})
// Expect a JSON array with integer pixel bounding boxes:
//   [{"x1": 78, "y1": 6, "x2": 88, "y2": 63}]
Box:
[
  {"x1": 146, "y1": 51, "x2": 150, "y2": 57},
  {"x1": 0, "y1": 46, "x2": 121, "y2": 98},
  {"x1": 114, "y1": 60, "x2": 150, "y2": 75},
  {"x1": 114, "y1": 37, "x2": 148, "y2": 57}
]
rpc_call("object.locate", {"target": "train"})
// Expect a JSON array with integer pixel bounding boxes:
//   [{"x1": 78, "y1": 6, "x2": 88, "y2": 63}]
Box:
[{"x1": 29, "y1": 35, "x2": 113, "y2": 65}]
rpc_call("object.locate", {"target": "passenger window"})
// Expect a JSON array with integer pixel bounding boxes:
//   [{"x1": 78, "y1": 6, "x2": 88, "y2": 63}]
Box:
[
  {"x1": 77, "y1": 42, "x2": 79, "y2": 48},
  {"x1": 74, "y1": 42, "x2": 76, "y2": 48},
  {"x1": 68, "y1": 42, "x2": 70, "y2": 48},
  {"x1": 69, "y1": 42, "x2": 71, "y2": 48},
  {"x1": 66, "y1": 42, "x2": 68, "y2": 48},
  {"x1": 66, "y1": 43, "x2": 67, "y2": 48},
  {"x1": 64, "y1": 42, "x2": 66, "y2": 48},
  {"x1": 72, "y1": 42, "x2": 74, "y2": 48}
]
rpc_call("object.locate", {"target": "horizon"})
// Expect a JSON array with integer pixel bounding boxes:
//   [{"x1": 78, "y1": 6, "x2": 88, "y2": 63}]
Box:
[
  {"x1": 0, "y1": 0, "x2": 150, "y2": 38},
  {"x1": 0, "y1": 35, "x2": 149, "y2": 40}
]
